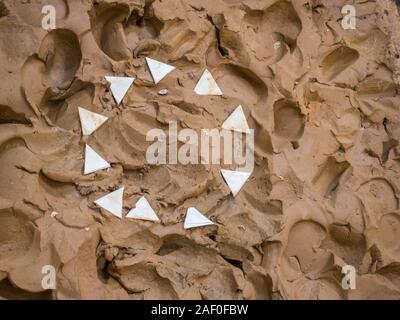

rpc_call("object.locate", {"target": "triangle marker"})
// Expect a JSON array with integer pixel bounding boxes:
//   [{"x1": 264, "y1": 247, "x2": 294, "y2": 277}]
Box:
[
  {"x1": 146, "y1": 57, "x2": 176, "y2": 85},
  {"x1": 126, "y1": 196, "x2": 160, "y2": 222},
  {"x1": 221, "y1": 169, "x2": 252, "y2": 197},
  {"x1": 222, "y1": 105, "x2": 251, "y2": 134},
  {"x1": 78, "y1": 107, "x2": 108, "y2": 136},
  {"x1": 194, "y1": 69, "x2": 223, "y2": 96},
  {"x1": 84, "y1": 144, "x2": 110, "y2": 175},
  {"x1": 105, "y1": 76, "x2": 135, "y2": 105},
  {"x1": 94, "y1": 187, "x2": 124, "y2": 219},
  {"x1": 184, "y1": 207, "x2": 214, "y2": 229}
]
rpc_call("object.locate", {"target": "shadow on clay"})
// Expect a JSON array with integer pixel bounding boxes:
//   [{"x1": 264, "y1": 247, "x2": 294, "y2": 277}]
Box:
[
  {"x1": 0, "y1": 278, "x2": 52, "y2": 300},
  {"x1": 0, "y1": 104, "x2": 32, "y2": 125}
]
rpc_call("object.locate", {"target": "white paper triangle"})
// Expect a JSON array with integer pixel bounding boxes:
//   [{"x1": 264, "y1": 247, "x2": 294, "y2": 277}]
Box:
[
  {"x1": 84, "y1": 144, "x2": 110, "y2": 175},
  {"x1": 146, "y1": 57, "x2": 176, "y2": 85},
  {"x1": 126, "y1": 196, "x2": 160, "y2": 222},
  {"x1": 94, "y1": 187, "x2": 124, "y2": 219},
  {"x1": 194, "y1": 69, "x2": 223, "y2": 96},
  {"x1": 221, "y1": 169, "x2": 252, "y2": 197},
  {"x1": 105, "y1": 76, "x2": 135, "y2": 105},
  {"x1": 222, "y1": 105, "x2": 251, "y2": 134},
  {"x1": 184, "y1": 207, "x2": 214, "y2": 229},
  {"x1": 78, "y1": 107, "x2": 108, "y2": 136}
]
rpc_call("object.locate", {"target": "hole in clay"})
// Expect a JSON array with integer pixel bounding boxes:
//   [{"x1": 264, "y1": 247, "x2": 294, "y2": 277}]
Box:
[
  {"x1": 312, "y1": 156, "x2": 350, "y2": 197},
  {"x1": 222, "y1": 256, "x2": 243, "y2": 269},
  {"x1": 38, "y1": 29, "x2": 82, "y2": 89},
  {"x1": 156, "y1": 238, "x2": 184, "y2": 256},
  {"x1": 321, "y1": 46, "x2": 359, "y2": 81},
  {"x1": 89, "y1": 3, "x2": 132, "y2": 61},
  {"x1": 273, "y1": 99, "x2": 305, "y2": 141},
  {"x1": 216, "y1": 27, "x2": 229, "y2": 57},
  {"x1": 375, "y1": 213, "x2": 400, "y2": 253},
  {"x1": 242, "y1": 1, "x2": 302, "y2": 60},
  {"x1": 284, "y1": 220, "x2": 330, "y2": 274},
  {"x1": 0, "y1": 1, "x2": 9, "y2": 17},
  {"x1": 136, "y1": 16, "x2": 144, "y2": 27},
  {"x1": 214, "y1": 64, "x2": 268, "y2": 106},
  {"x1": 89, "y1": 2, "x2": 162, "y2": 61},
  {"x1": 357, "y1": 76, "x2": 396, "y2": 97},
  {"x1": 321, "y1": 224, "x2": 367, "y2": 267}
]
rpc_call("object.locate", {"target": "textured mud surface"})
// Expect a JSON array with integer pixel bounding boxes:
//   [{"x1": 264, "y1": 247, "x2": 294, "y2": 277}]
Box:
[{"x1": 0, "y1": 0, "x2": 400, "y2": 300}]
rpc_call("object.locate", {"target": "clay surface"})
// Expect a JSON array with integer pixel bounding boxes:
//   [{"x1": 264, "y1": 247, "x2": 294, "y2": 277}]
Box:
[{"x1": 0, "y1": 0, "x2": 400, "y2": 300}]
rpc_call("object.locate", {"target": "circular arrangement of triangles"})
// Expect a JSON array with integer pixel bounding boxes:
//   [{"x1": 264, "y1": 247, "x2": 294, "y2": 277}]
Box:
[{"x1": 80, "y1": 57, "x2": 253, "y2": 229}]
